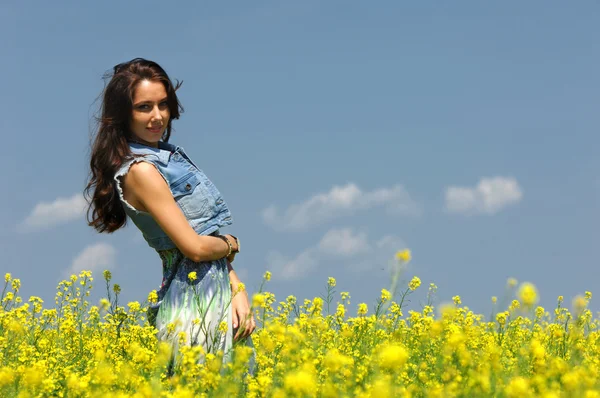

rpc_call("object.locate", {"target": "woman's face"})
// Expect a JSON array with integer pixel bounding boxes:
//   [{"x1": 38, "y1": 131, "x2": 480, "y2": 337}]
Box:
[{"x1": 129, "y1": 80, "x2": 170, "y2": 147}]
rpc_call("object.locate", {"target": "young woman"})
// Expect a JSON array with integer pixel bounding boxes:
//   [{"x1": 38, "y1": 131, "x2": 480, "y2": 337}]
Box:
[{"x1": 84, "y1": 58, "x2": 255, "y2": 369}]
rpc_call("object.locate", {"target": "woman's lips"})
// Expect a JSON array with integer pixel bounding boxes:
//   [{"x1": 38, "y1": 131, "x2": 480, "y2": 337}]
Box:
[{"x1": 147, "y1": 127, "x2": 162, "y2": 133}]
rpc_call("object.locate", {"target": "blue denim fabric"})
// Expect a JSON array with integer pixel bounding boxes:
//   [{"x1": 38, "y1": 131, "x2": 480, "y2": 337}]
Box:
[{"x1": 114, "y1": 141, "x2": 233, "y2": 251}]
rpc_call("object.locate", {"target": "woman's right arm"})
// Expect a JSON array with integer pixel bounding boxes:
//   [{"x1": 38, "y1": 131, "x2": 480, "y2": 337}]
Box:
[{"x1": 121, "y1": 161, "x2": 237, "y2": 262}]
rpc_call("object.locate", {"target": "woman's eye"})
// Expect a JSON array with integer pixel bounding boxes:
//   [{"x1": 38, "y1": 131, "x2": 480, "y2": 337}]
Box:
[{"x1": 136, "y1": 102, "x2": 167, "y2": 111}]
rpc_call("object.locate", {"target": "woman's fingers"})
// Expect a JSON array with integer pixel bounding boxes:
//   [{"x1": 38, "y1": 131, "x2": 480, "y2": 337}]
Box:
[
  {"x1": 234, "y1": 309, "x2": 247, "y2": 340},
  {"x1": 243, "y1": 314, "x2": 252, "y2": 338},
  {"x1": 246, "y1": 314, "x2": 256, "y2": 337},
  {"x1": 233, "y1": 311, "x2": 255, "y2": 340},
  {"x1": 232, "y1": 308, "x2": 239, "y2": 329},
  {"x1": 239, "y1": 312, "x2": 249, "y2": 339}
]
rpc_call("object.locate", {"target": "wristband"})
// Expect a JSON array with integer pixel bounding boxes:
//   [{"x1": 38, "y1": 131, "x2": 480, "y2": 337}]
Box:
[
  {"x1": 229, "y1": 235, "x2": 240, "y2": 253},
  {"x1": 216, "y1": 235, "x2": 233, "y2": 257}
]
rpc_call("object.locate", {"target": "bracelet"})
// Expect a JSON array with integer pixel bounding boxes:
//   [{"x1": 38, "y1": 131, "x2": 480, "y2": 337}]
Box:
[
  {"x1": 216, "y1": 235, "x2": 233, "y2": 257},
  {"x1": 229, "y1": 234, "x2": 240, "y2": 253}
]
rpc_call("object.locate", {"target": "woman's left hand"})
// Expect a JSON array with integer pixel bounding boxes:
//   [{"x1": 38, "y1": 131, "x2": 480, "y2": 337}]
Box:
[
  {"x1": 231, "y1": 285, "x2": 255, "y2": 341},
  {"x1": 226, "y1": 252, "x2": 236, "y2": 263}
]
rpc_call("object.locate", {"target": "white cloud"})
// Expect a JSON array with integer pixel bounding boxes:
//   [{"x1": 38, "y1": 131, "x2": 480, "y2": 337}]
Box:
[
  {"x1": 266, "y1": 249, "x2": 320, "y2": 280},
  {"x1": 266, "y1": 228, "x2": 406, "y2": 280},
  {"x1": 318, "y1": 228, "x2": 370, "y2": 256},
  {"x1": 66, "y1": 243, "x2": 116, "y2": 277},
  {"x1": 18, "y1": 193, "x2": 87, "y2": 233},
  {"x1": 262, "y1": 183, "x2": 421, "y2": 230},
  {"x1": 445, "y1": 177, "x2": 523, "y2": 215}
]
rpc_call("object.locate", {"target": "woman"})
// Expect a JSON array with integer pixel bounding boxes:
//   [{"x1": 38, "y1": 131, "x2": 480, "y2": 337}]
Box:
[{"x1": 84, "y1": 58, "x2": 255, "y2": 371}]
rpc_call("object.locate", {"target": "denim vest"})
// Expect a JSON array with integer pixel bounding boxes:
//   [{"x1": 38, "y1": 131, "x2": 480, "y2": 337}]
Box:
[{"x1": 114, "y1": 141, "x2": 233, "y2": 251}]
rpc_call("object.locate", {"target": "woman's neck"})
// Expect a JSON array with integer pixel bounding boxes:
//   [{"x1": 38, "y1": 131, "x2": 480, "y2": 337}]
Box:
[{"x1": 128, "y1": 137, "x2": 159, "y2": 148}]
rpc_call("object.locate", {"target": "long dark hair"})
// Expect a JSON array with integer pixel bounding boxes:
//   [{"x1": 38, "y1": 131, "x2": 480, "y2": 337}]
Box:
[{"x1": 85, "y1": 58, "x2": 184, "y2": 233}]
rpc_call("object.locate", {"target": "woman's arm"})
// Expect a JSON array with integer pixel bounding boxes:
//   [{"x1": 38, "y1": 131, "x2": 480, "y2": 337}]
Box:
[
  {"x1": 122, "y1": 161, "x2": 238, "y2": 262},
  {"x1": 227, "y1": 261, "x2": 241, "y2": 288},
  {"x1": 227, "y1": 260, "x2": 255, "y2": 339}
]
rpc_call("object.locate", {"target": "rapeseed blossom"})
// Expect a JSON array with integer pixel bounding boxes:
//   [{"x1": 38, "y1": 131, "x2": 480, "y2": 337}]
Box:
[
  {"x1": 395, "y1": 249, "x2": 411, "y2": 262},
  {"x1": 252, "y1": 293, "x2": 266, "y2": 308},
  {"x1": 377, "y1": 344, "x2": 409, "y2": 371},
  {"x1": 380, "y1": 288, "x2": 391, "y2": 302},
  {"x1": 147, "y1": 289, "x2": 158, "y2": 304},
  {"x1": 1, "y1": 254, "x2": 600, "y2": 397},
  {"x1": 518, "y1": 282, "x2": 539, "y2": 307},
  {"x1": 357, "y1": 302, "x2": 368, "y2": 316},
  {"x1": 408, "y1": 276, "x2": 421, "y2": 291}
]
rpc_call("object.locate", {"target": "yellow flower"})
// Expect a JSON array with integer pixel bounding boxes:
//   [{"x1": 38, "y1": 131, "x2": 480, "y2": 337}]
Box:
[
  {"x1": 166, "y1": 322, "x2": 176, "y2": 335},
  {"x1": 573, "y1": 295, "x2": 587, "y2": 315},
  {"x1": 409, "y1": 276, "x2": 421, "y2": 291},
  {"x1": 518, "y1": 282, "x2": 539, "y2": 307},
  {"x1": 147, "y1": 290, "x2": 158, "y2": 304},
  {"x1": 284, "y1": 368, "x2": 317, "y2": 396},
  {"x1": 378, "y1": 344, "x2": 409, "y2": 371},
  {"x1": 327, "y1": 277, "x2": 336, "y2": 287},
  {"x1": 507, "y1": 278, "x2": 518, "y2": 288},
  {"x1": 102, "y1": 270, "x2": 112, "y2": 282},
  {"x1": 323, "y1": 348, "x2": 352, "y2": 373},
  {"x1": 0, "y1": 368, "x2": 15, "y2": 387},
  {"x1": 530, "y1": 339, "x2": 545, "y2": 360},
  {"x1": 496, "y1": 311, "x2": 509, "y2": 327},
  {"x1": 113, "y1": 284, "x2": 121, "y2": 294},
  {"x1": 253, "y1": 293, "x2": 266, "y2": 308},
  {"x1": 236, "y1": 282, "x2": 246, "y2": 292},
  {"x1": 312, "y1": 297, "x2": 324, "y2": 313},
  {"x1": 535, "y1": 306, "x2": 545, "y2": 319},
  {"x1": 22, "y1": 367, "x2": 43, "y2": 388},
  {"x1": 357, "y1": 303, "x2": 368, "y2": 316},
  {"x1": 263, "y1": 271, "x2": 272, "y2": 281},
  {"x1": 9, "y1": 263, "x2": 600, "y2": 397},
  {"x1": 390, "y1": 302, "x2": 403, "y2": 317},
  {"x1": 380, "y1": 289, "x2": 392, "y2": 302},
  {"x1": 187, "y1": 271, "x2": 197, "y2": 282},
  {"x1": 4, "y1": 273, "x2": 10, "y2": 283},
  {"x1": 505, "y1": 377, "x2": 531, "y2": 397},
  {"x1": 99, "y1": 298, "x2": 110, "y2": 311},
  {"x1": 7, "y1": 319, "x2": 24, "y2": 334},
  {"x1": 395, "y1": 249, "x2": 412, "y2": 262},
  {"x1": 2, "y1": 291, "x2": 14, "y2": 303},
  {"x1": 127, "y1": 301, "x2": 141, "y2": 313},
  {"x1": 510, "y1": 299, "x2": 520, "y2": 311}
]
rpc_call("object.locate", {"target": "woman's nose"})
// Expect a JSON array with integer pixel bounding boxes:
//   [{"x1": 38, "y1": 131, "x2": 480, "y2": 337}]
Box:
[{"x1": 151, "y1": 106, "x2": 163, "y2": 120}]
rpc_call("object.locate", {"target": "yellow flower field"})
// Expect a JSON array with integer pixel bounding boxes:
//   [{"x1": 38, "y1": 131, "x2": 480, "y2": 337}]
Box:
[{"x1": 1, "y1": 250, "x2": 599, "y2": 397}]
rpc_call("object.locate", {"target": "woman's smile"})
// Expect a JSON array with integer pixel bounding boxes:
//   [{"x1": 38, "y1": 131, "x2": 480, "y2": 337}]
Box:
[{"x1": 147, "y1": 126, "x2": 163, "y2": 134}]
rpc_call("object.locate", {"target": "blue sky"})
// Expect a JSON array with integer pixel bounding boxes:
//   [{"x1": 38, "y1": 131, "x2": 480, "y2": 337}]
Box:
[{"x1": 1, "y1": 1, "x2": 598, "y2": 318}]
